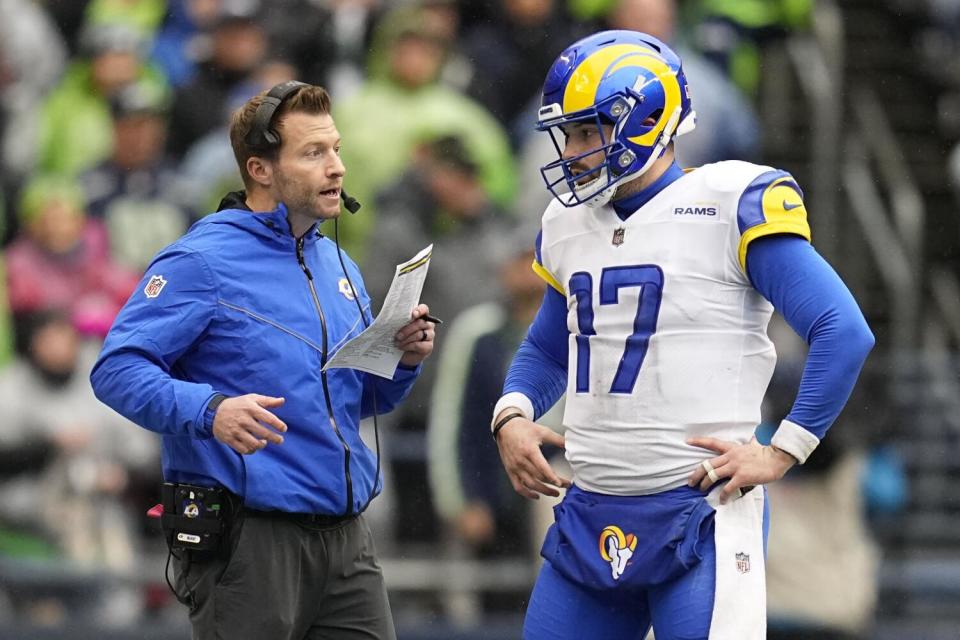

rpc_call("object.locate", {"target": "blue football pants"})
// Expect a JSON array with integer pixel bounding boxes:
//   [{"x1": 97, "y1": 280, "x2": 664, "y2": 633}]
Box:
[
  {"x1": 523, "y1": 542, "x2": 716, "y2": 640},
  {"x1": 523, "y1": 491, "x2": 770, "y2": 640}
]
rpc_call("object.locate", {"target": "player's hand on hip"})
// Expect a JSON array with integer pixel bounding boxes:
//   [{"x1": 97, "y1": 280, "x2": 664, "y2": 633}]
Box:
[
  {"x1": 394, "y1": 303, "x2": 435, "y2": 367},
  {"x1": 212, "y1": 394, "x2": 287, "y2": 455},
  {"x1": 494, "y1": 410, "x2": 571, "y2": 500},
  {"x1": 686, "y1": 436, "x2": 797, "y2": 504}
]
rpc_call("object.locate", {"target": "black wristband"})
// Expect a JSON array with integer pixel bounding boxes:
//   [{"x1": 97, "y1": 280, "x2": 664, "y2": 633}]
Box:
[
  {"x1": 492, "y1": 411, "x2": 525, "y2": 440},
  {"x1": 200, "y1": 394, "x2": 228, "y2": 438},
  {"x1": 207, "y1": 394, "x2": 227, "y2": 414}
]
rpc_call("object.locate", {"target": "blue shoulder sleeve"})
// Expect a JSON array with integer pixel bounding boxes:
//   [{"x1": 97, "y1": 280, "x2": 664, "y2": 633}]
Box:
[
  {"x1": 503, "y1": 286, "x2": 568, "y2": 419},
  {"x1": 746, "y1": 235, "x2": 874, "y2": 440},
  {"x1": 90, "y1": 248, "x2": 220, "y2": 438}
]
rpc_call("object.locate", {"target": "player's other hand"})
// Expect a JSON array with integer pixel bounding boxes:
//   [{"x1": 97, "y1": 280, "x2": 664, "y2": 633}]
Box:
[
  {"x1": 494, "y1": 409, "x2": 571, "y2": 500},
  {"x1": 212, "y1": 394, "x2": 287, "y2": 455},
  {"x1": 394, "y1": 303, "x2": 435, "y2": 367},
  {"x1": 686, "y1": 436, "x2": 797, "y2": 504}
]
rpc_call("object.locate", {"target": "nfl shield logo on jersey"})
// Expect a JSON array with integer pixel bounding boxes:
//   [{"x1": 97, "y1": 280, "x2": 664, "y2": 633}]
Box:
[
  {"x1": 612, "y1": 228, "x2": 625, "y2": 246},
  {"x1": 144, "y1": 275, "x2": 167, "y2": 298},
  {"x1": 735, "y1": 552, "x2": 751, "y2": 574}
]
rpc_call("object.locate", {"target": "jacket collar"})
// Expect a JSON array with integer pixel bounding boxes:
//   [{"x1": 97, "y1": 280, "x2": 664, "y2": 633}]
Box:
[{"x1": 213, "y1": 190, "x2": 322, "y2": 245}]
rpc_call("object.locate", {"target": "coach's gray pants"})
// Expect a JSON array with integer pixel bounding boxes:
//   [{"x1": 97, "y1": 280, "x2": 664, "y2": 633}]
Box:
[{"x1": 173, "y1": 512, "x2": 395, "y2": 640}]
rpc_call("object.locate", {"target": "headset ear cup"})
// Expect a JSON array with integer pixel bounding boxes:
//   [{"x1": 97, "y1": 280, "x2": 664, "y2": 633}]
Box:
[{"x1": 245, "y1": 81, "x2": 308, "y2": 150}]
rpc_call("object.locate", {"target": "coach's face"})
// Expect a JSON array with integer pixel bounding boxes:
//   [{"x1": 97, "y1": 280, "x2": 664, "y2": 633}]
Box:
[{"x1": 272, "y1": 111, "x2": 345, "y2": 223}]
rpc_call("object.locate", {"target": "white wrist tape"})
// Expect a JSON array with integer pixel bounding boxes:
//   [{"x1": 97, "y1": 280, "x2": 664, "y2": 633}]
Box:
[
  {"x1": 771, "y1": 419, "x2": 820, "y2": 464},
  {"x1": 491, "y1": 393, "x2": 534, "y2": 432}
]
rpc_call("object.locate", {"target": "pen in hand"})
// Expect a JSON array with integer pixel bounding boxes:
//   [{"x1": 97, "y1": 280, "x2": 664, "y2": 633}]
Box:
[{"x1": 422, "y1": 314, "x2": 443, "y2": 325}]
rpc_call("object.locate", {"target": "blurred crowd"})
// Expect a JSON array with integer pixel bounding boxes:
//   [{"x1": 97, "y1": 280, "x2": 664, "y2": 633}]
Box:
[{"x1": 0, "y1": 0, "x2": 906, "y2": 637}]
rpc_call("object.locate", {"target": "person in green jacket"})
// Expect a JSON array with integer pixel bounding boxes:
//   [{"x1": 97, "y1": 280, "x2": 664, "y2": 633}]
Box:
[
  {"x1": 35, "y1": 22, "x2": 167, "y2": 177},
  {"x1": 334, "y1": 4, "x2": 517, "y2": 264}
]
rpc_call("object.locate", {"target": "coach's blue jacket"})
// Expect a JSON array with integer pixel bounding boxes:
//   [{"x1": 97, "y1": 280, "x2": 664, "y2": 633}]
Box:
[{"x1": 91, "y1": 197, "x2": 420, "y2": 515}]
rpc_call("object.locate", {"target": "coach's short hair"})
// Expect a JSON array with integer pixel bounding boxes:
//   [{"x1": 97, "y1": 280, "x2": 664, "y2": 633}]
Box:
[{"x1": 229, "y1": 85, "x2": 332, "y2": 188}]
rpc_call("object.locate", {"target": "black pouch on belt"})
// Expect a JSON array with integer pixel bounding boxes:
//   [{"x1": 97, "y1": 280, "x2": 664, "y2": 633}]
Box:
[{"x1": 160, "y1": 482, "x2": 227, "y2": 552}]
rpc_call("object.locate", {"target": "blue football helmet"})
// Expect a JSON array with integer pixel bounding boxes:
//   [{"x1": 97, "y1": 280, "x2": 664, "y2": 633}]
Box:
[{"x1": 537, "y1": 30, "x2": 696, "y2": 208}]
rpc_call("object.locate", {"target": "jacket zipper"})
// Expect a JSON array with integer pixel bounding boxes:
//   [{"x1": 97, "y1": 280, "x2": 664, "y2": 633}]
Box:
[{"x1": 296, "y1": 236, "x2": 354, "y2": 515}]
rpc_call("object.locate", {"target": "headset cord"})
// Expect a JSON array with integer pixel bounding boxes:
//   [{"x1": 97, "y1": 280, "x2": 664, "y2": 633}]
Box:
[
  {"x1": 333, "y1": 219, "x2": 382, "y2": 514},
  {"x1": 164, "y1": 545, "x2": 195, "y2": 610}
]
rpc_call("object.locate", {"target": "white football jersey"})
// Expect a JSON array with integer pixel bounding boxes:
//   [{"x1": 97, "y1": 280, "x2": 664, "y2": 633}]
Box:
[{"x1": 533, "y1": 160, "x2": 811, "y2": 495}]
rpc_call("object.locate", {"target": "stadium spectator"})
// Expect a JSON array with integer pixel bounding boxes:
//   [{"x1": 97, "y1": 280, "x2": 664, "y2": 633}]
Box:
[
  {"x1": 428, "y1": 237, "x2": 559, "y2": 612},
  {"x1": 689, "y1": 0, "x2": 813, "y2": 95},
  {"x1": 83, "y1": 0, "x2": 167, "y2": 37},
  {"x1": 0, "y1": 309, "x2": 157, "y2": 574},
  {"x1": 5, "y1": 176, "x2": 139, "y2": 339},
  {"x1": 151, "y1": 0, "x2": 226, "y2": 88},
  {"x1": 43, "y1": 0, "x2": 94, "y2": 54},
  {"x1": 36, "y1": 21, "x2": 166, "y2": 177},
  {"x1": 177, "y1": 57, "x2": 299, "y2": 214},
  {"x1": 367, "y1": 135, "x2": 508, "y2": 308},
  {"x1": 0, "y1": 0, "x2": 67, "y2": 187},
  {"x1": 460, "y1": 0, "x2": 585, "y2": 142},
  {"x1": 84, "y1": 80, "x2": 191, "y2": 273},
  {"x1": 606, "y1": 0, "x2": 762, "y2": 167},
  {"x1": 324, "y1": 0, "x2": 383, "y2": 99},
  {"x1": 334, "y1": 4, "x2": 516, "y2": 263},
  {"x1": 259, "y1": 0, "x2": 335, "y2": 86},
  {"x1": 367, "y1": 134, "x2": 510, "y2": 542},
  {"x1": 167, "y1": 1, "x2": 267, "y2": 158}
]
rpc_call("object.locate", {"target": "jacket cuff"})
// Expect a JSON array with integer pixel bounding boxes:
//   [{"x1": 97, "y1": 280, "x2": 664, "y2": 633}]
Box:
[
  {"x1": 771, "y1": 419, "x2": 820, "y2": 464},
  {"x1": 394, "y1": 362, "x2": 421, "y2": 378},
  {"x1": 491, "y1": 393, "x2": 534, "y2": 433},
  {"x1": 193, "y1": 393, "x2": 225, "y2": 440}
]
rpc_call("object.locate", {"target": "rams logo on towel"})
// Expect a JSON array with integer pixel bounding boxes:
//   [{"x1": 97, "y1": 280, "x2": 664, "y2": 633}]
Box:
[{"x1": 599, "y1": 525, "x2": 637, "y2": 581}]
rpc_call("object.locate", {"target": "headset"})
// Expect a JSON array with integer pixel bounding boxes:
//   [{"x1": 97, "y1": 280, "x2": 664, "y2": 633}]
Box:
[
  {"x1": 245, "y1": 80, "x2": 361, "y2": 213},
  {"x1": 246, "y1": 80, "x2": 382, "y2": 514}
]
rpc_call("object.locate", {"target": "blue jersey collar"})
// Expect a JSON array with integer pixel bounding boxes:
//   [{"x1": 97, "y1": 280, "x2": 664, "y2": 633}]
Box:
[{"x1": 612, "y1": 162, "x2": 685, "y2": 221}]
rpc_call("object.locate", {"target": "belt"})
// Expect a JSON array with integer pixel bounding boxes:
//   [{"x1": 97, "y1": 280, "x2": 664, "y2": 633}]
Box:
[{"x1": 242, "y1": 507, "x2": 357, "y2": 528}]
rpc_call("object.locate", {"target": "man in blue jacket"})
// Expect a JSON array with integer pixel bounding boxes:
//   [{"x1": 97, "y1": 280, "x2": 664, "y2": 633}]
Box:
[{"x1": 91, "y1": 82, "x2": 436, "y2": 640}]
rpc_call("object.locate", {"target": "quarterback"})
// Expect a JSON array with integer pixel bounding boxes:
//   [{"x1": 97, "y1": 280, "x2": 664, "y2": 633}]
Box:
[{"x1": 491, "y1": 31, "x2": 874, "y2": 639}]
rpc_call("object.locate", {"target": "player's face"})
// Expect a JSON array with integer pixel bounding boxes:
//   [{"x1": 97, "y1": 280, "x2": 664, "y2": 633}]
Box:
[
  {"x1": 273, "y1": 112, "x2": 345, "y2": 220},
  {"x1": 561, "y1": 122, "x2": 615, "y2": 187}
]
